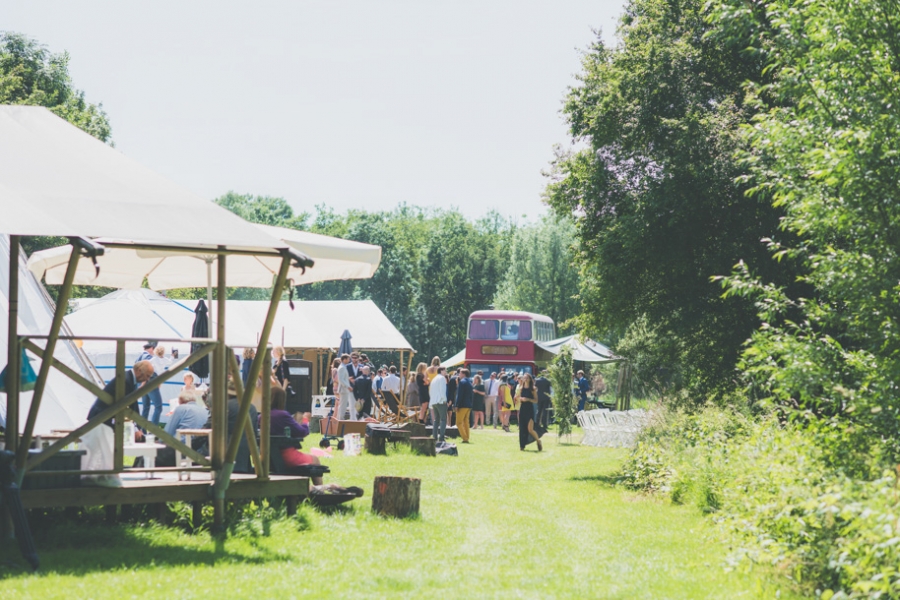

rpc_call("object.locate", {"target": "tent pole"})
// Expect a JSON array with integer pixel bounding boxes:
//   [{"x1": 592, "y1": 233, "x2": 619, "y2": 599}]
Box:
[
  {"x1": 17, "y1": 242, "x2": 80, "y2": 473},
  {"x1": 212, "y1": 250, "x2": 227, "y2": 531},
  {"x1": 4, "y1": 236, "x2": 19, "y2": 539},
  {"x1": 206, "y1": 258, "x2": 214, "y2": 384},
  {"x1": 399, "y1": 350, "x2": 404, "y2": 405},
  {"x1": 6, "y1": 236, "x2": 19, "y2": 455},
  {"x1": 259, "y1": 347, "x2": 272, "y2": 480}
]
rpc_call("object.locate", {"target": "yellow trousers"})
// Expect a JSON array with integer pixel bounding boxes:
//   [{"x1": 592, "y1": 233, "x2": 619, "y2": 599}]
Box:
[{"x1": 456, "y1": 408, "x2": 471, "y2": 441}]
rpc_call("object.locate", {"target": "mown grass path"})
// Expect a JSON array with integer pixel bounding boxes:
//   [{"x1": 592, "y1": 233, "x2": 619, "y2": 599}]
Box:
[{"x1": 0, "y1": 428, "x2": 796, "y2": 599}]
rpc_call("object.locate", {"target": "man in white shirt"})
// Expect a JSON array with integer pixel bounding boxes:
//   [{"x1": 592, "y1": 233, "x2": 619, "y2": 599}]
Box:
[
  {"x1": 484, "y1": 372, "x2": 501, "y2": 429},
  {"x1": 336, "y1": 353, "x2": 358, "y2": 420},
  {"x1": 428, "y1": 367, "x2": 449, "y2": 443},
  {"x1": 382, "y1": 366, "x2": 402, "y2": 397}
]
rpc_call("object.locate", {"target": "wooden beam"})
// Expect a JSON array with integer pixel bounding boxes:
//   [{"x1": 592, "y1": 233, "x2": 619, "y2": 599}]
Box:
[
  {"x1": 212, "y1": 250, "x2": 227, "y2": 531},
  {"x1": 21, "y1": 339, "x2": 111, "y2": 403},
  {"x1": 18, "y1": 244, "x2": 80, "y2": 469},
  {"x1": 225, "y1": 355, "x2": 262, "y2": 476},
  {"x1": 25, "y1": 343, "x2": 216, "y2": 472},
  {"x1": 20, "y1": 475, "x2": 309, "y2": 509},
  {"x1": 126, "y1": 410, "x2": 211, "y2": 467},
  {"x1": 224, "y1": 255, "x2": 291, "y2": 466}
]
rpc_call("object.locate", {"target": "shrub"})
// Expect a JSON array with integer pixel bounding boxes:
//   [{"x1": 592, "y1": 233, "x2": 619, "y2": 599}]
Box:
[{"x1": 619, "y1": 404, "x2": 900, "y2": 598}]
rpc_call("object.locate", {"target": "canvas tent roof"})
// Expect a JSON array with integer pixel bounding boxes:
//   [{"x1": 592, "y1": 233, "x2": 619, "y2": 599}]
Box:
[
  {"x1": 535, "y1": 335, "x2": 622, "y2": 364},
  {"x1": 65, "y1": 293, "x2": 413, "y2": 353},
  {"x1": 0, "y1": 106, "x2": 286, "y2": 252},
  {"x1": 441, "y1": 348, "x2": 467, "y2": 369},
  {"x1": 0, "y1": 235, "x2": 101, "y2": 434},
  {"x1": 255, "y1": 225, "x2": 381, "y2": 284},
  {"x1": 200, "y1": 299, "x2": 414, "y2": 352}
]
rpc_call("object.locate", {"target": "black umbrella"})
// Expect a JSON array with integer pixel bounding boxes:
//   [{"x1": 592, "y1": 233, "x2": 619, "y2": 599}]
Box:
[
  {"x1": 190, "y1": 299, "x2": 210, "y2": 379},
  {"x1": 339, "y1": 329, "x2": 353, "y2": 356}
]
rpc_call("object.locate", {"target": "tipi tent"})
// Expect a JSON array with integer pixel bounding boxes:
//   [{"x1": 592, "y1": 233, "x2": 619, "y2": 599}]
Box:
[{"x1": 0, "y1": 235, "x2": 102, "y2": 434}]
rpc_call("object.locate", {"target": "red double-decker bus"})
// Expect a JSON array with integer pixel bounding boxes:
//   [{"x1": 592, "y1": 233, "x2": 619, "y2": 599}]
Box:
[{"x1": 464, "y1": 309, "x2": 556, "y2": 377}]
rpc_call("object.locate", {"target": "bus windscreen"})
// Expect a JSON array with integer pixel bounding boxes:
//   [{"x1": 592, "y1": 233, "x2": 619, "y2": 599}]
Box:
[{"x1": 469, "y1": 319, "x2": 499, "y2": 340}]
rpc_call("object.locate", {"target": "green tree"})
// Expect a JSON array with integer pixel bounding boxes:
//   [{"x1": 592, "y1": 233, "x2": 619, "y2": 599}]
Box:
[
  {"x1": 545, "y1": 0, "x2": 792, "y2": 398},
  {"x1": 713, "y1": 0, "x2": 900, "y2": 459},
  {"x1": 493, "y1": 216, "x2": 580, "y2": 334},
  {"x1": 6, "y1": 32, "x2": 114, "y2": 300},
  {"x1": 548, "y1": 344, "x2": 577, "y2": 439},
  {"x1": 0, "y1": 32, "x2": 111, "y2": 142},
  {"x1": 213, "y1": 191, "x2": 309, "y2": 230}
]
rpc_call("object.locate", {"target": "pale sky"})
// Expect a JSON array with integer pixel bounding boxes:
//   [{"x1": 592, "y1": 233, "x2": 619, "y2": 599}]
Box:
[{"x1": 2, "y1": 1, "x2": 623, "y2": 221}]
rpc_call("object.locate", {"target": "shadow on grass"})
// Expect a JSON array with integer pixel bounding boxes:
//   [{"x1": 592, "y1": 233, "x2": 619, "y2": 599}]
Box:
[
  {"x1": 569, "y1": 473, "x2": 620, "y2": 487},
  {"x1": 0, "y1": 521, "x2": 291, "y2": 580}
]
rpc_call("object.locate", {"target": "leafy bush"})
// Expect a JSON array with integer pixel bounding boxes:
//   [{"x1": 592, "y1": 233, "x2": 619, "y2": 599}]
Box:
[{"x1": 620, "y1": 404, "x2": 900, "y2": 598}]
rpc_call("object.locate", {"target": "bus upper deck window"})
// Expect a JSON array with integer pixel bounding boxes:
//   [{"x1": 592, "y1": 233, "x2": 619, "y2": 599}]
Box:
[{"x1": 469, "y1": 320, "x2": 499, "y2": 340}]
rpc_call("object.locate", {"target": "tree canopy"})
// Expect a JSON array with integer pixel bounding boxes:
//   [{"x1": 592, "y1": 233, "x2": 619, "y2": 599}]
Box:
[
  {"x1": 545, "y1": 0, "x2": 796, "y2": 397},
  {"x1": 0, "y1": 32, "x2": 111, "y2": 142}
]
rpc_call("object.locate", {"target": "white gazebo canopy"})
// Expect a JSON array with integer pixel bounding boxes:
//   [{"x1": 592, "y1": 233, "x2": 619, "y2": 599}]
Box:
[
  {"x1": 0, "y1": 105, "x2": 288, "y2": 252},
  {"x1": 256, "y1": 224, "x2": 381, "y2": 284}
]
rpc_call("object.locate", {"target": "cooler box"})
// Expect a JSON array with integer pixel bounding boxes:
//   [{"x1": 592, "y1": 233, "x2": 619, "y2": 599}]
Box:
[{"x1": 22, "y1": 449, "x2": 86, "y2": 490}]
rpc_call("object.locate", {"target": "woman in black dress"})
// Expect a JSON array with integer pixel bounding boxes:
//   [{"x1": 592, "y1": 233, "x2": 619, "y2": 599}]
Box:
[
  {"x1": 516, "y1": 373, "x2": 545, "y2": 451},
  {"x1": 415, "y1": 362, "x2": 430, "y2": 423},
  {"x1": 472, "y1": 373, "x2": 486, "y2": 429}
]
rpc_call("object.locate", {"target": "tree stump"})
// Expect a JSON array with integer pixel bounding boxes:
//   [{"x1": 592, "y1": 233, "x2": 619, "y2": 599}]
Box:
[
  {"x1": 409, "y1": 436, "x2": 436, "y2": 457},
  {"x1": 389, "y1": 429, "x2": 411, "y2": 445},
  {"x1": 401, "y1": 422, "x2": 426, "y2": 438},
  {"x1": 372, "y1": 476, "x2": 420, "y2": 518},
  {"x1": 365, "y1": 435, "x2": 387, "y2": 455}
]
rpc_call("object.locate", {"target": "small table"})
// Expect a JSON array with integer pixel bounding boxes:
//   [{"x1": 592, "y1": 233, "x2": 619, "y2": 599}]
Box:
[
  {"x1": 175, "y1": 428, "x2": 211, "y2": 481},
  {"x1": 123, "y1": 443, "x2": 166, "y2": 479}
]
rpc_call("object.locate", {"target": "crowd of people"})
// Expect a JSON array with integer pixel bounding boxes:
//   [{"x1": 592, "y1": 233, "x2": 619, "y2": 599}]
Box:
[
  {"x1": 325, "y1": 352, "x2": 554, "y2": 451},
  {"x1": 82, "y1": 343, "x2": 594, "y2": 487}
]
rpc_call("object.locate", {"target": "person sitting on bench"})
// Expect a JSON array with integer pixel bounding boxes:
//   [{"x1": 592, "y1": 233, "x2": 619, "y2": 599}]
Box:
[{"x1": 264, "y1": 387, "x2": 325, "y2": 485}]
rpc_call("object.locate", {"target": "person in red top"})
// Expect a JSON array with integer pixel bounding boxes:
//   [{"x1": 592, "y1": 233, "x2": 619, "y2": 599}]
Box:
[{"x1": 262, "y1": 387, "x2": 324, "y2": 485}]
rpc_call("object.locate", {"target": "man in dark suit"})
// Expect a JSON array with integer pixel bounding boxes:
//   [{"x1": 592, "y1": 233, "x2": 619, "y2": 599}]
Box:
[
  {"x1": 353, "y1": 366, "x2": 374, "y2": 418},
  {"x1": 535, "y1": 370, "x2": 553, "y2": 428},
  {"x1": 346, "y1": 352, "x2": 363, "y2": 384},
  {"x1": 87, "y1": 360, "x2": 155, "y2": 427}
]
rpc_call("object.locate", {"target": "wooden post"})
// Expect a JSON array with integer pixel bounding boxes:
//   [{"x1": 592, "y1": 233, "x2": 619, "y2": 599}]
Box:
[
  {"x1": 212, "y1": 251, "x2": 227, "y2": 531},
  {"x1": 389, "y1": 429, "x2": 411, "y2": 445},
  {"x1": 372, "y1": 476, "x2": 420, "y2": 518},
  {"x1": 192, "y1": 501, "x2": 203, "y2": 531},
  {"x1": 17, "y1": 242, "x2": 80, "y2": 471},
  {"x1": 6, "y1": 235, "x2": 19, "y2": 455},
  {"x1": 114, "y1": 340, "x2": 125, "y2": 472},
  {"x1": 260, "y1": 347, "x2": 272, "y2": 479},
  {"x1": 409, "y1": 437, "x2": 435, "y2": 457},
  {"x1": 365, "y1": 435, "x2": 386, "y2": 455},
  {"x1": 401, "y1": 422, "x2": 426, "y2": 438}
]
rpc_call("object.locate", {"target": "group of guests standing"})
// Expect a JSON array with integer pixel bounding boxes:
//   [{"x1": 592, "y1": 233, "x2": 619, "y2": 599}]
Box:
[{"x1": 411, "y1": 357, "x2": 550, "y2": 451}]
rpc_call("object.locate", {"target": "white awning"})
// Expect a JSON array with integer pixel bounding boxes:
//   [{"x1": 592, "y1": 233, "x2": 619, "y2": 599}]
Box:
[
  {"x1": 26, "y1": 242, "x2": 312, "y2": 290},
  {"x1": 535, "y1": 335, "x2": 622, "y2": 364},
  {"x1": 255, "y1": 224, "x2": 381, "y2": 283},
  {"x1": 0, "y1": 105, "x2": 286, "y2": 252},
  {"x1": 441, "y1": 349, "x2": 466, "y2": 369}
]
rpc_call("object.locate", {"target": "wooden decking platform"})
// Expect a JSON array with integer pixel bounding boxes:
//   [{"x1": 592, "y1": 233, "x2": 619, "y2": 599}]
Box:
[{"x1": 20, "y1": 473, "x2": 309, "y2": 509}]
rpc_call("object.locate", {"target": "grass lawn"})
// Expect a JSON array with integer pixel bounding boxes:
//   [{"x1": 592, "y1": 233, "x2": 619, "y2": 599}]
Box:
[{"x1": 0, "y1": 427, "x2": 799, "y2": 599}]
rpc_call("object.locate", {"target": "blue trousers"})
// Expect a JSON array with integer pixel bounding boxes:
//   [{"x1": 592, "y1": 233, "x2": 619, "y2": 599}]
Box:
[
  {"x1": 430, "y1": 403, "x2": 448, "y2": 441},
  {"x1": 141, "y1": 373, "x2": 163, "y2": 425}
]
